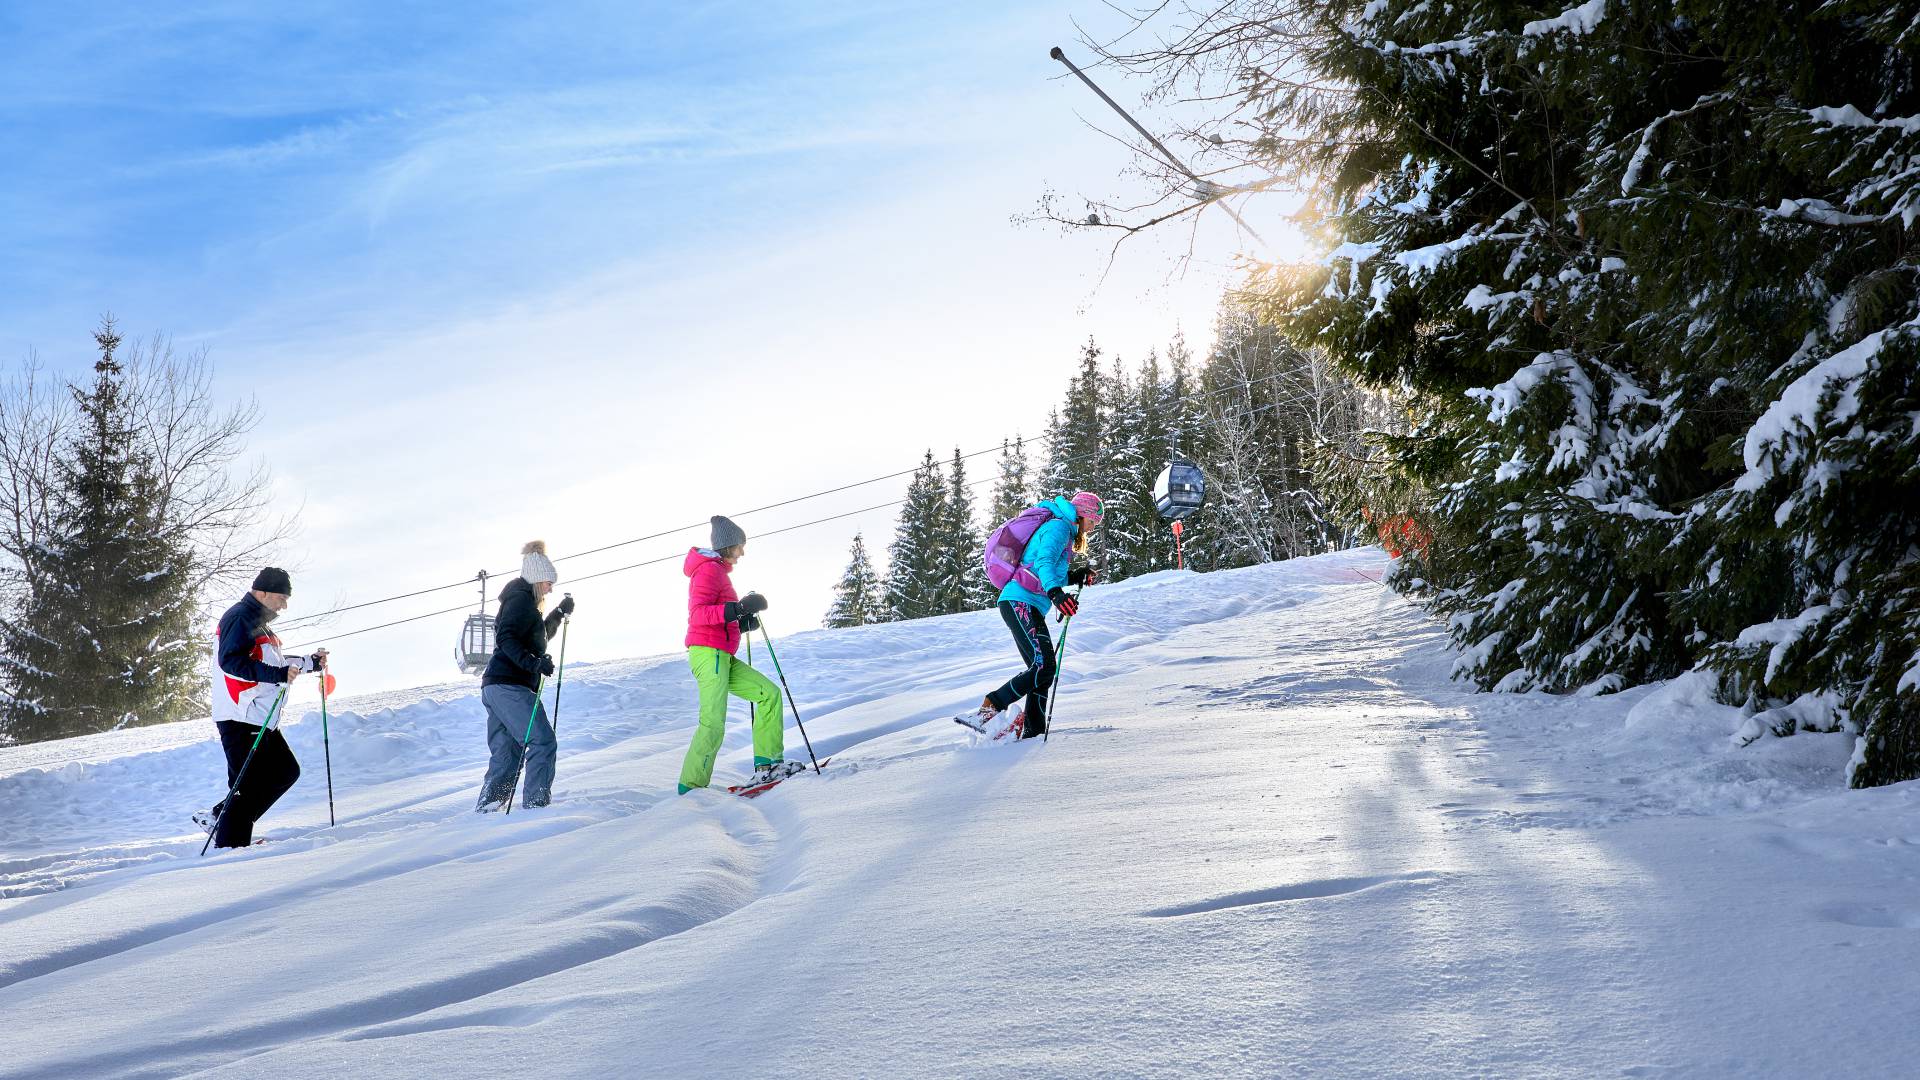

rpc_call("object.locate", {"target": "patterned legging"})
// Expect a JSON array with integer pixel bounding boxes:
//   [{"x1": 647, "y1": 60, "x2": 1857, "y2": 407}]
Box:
[{"x1": 986, "y1": 600, "x2": 1056, "y2": 738}]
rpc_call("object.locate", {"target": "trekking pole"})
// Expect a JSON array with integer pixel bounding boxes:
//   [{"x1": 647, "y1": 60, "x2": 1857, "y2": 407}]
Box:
[
  {"x1": 755, "y1": 624, "x2": 823, "y2": 774},
  {"x1": 503, "y1": 671, "x2": 549, "y2": 816},
  {"x1": 201, "y1": 682, "x2": 293, "y2": 856},
  {"x1": 1043, "y1": 583, "x2": 1086, "y2": 744},
  {"x1": 550, "y1": 605, "x2": 571, "y2": 739},
  {"x1": 320, "y1": 664, "x2": 335, "y2": 828}
]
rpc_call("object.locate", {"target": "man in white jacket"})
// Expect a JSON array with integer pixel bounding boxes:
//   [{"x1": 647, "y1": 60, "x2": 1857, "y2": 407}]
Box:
[{"x1": 202, "y1": 567, "x2": 325, "y2": 848}]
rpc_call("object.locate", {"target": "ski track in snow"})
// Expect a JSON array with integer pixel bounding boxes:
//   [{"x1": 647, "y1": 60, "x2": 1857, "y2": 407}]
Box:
[{"x1": 3, "y1": 549, "x2": 1920, "y2": 1078}]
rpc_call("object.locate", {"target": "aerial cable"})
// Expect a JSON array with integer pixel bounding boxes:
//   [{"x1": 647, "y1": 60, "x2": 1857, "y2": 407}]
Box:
[
  {"x1": 285, "y1": 477, "x2": 1000, "y2": 649},
  {"x1": 279, "y1": 366, "x2": 1330, "y2": 633}
]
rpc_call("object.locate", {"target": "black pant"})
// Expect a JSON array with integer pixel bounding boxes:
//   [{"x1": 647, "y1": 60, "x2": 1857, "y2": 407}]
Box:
[
  {"x1": 212, "y1": 720, "x2": 301, "y2": 848},
  {"x1": 987, "y1": 600, "x2": 1055, "y2": 738}
]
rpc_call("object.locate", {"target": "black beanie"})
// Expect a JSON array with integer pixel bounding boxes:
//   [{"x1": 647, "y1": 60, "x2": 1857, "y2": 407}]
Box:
[{"x1": 252, "y1": 567, "x2": 292, "y2": 595}]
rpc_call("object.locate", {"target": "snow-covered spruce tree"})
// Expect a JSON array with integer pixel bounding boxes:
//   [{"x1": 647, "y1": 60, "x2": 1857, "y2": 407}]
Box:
[
  {"x1": 884, "y1": 450, "x2": 950, "y2": 621},
  {"x1": 1212, "y1": 0, "x2": 1738, "y2": 695},
  {"x1": 1043, "y1": 339, "x2": 1108, "y2": 503},
  {"x1": 1098, "y1": 355, "x2": 1154, "y2": 580},
  {"x1": 1105, "y1": 349, "x2": 1177, "y2": 580},
  {"x1": 1676, "y1": 3, "x2": 1920, "y2": 785},
  {"x1": 0, "y1": 323, "x2": 198, "y2": 741},
  {"x1": 1085, "y1": 0, "x2": 1919, "y2": 781},
  {"x1": 824, "y1": 532, "x2": 887, "y2": 628},
  {"x1": 938, "y1": 447, "x2": 992, "y2": 612},
  {"x1": 988, "y1": 437, "x2": 1033, "y2": 525}
]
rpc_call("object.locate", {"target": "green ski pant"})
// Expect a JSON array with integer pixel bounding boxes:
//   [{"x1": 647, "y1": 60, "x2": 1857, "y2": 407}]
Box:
[{"x1": 678, "y1": 645, "x2": 784, "y2": 791}]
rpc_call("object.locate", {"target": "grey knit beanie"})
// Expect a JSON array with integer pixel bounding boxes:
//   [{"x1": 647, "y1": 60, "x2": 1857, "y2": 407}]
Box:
[
  {"x1": 710, "y1": 515, "x2": 747, "y2": 551},
  {"x1": 520, "y1": 539, "x2": 558, "y2": 585}
]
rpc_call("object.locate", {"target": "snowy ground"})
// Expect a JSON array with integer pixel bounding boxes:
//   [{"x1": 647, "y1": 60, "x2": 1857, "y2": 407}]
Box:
[{"x1": 3, "y1": 549, "x2": 1918, "y2": 1079}]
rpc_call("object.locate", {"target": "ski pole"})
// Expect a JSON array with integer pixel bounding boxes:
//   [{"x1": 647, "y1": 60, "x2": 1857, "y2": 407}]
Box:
[
  {"x1": 502, "y1": 671, "x2": 548, "y2": 816},
  {"x1": 755, "y1": 624, "x2": 822, "y2": 774},
  {"x1": 320, "y1": 663, "x2": 335, "y2": 828},
  {"x1": 201, "y1": 682, "x2": 293, "y2": 856},
  {"x1": 1043, "y1": 583, "x2": 1086, "y2": 744},
  {"x1": 550, "y1": 605, "x2": 571, "y2": 739}
]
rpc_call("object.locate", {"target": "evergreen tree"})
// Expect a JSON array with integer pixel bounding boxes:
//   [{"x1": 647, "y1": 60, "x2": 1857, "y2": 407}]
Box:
[
  {"x1": 823, "y1": 533, "x2": 887, "y2": 628},
  {"x1": 1043, "y1": 339, "x2": 1107, "y2": 502},
  {"x1": 1100, "y1": 354, "x2": 1156, "y2": 579},
  {"x1": 938, "y1": 448, "x2": 992, "y2": 612},
  {"x1": 988, "y1": 437, "x2": 1033, "y2": 526},
  {"x1": 0, "y1": 322, "x2": 198, "y2": 741},
  {"x1": 884, "y1": 450, "x2": 950, "y2": 621},
  {"x1": 1102, "y1": 0, "x2": 1920, "y2": 784}
]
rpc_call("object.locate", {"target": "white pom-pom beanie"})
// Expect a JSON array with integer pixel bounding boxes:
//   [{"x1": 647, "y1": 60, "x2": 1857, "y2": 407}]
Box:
[{"x1": 521, "y1": 540, "x2": 558, "y2": 585}]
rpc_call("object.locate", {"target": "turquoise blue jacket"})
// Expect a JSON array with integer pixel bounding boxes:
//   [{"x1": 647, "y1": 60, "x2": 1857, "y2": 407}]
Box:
[{"x1": 998, "y1": 496, "x2": 1079, "y2": 613}]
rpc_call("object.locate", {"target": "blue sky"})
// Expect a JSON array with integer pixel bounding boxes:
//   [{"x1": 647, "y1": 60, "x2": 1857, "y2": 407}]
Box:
[{"x1": 0, "y1": 2, "x2": 1285, "y2": 697}]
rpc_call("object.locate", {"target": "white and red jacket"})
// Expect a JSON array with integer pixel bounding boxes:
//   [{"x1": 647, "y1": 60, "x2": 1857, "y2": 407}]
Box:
[{"x1": 210, "y1": 593, "x2": 293, "y2": 728}]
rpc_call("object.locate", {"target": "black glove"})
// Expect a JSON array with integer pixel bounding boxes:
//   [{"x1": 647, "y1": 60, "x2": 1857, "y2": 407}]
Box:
[
  {"x1": 1068, "y1": 565, "x2": 1097, "y2": 587},
  {"x1": 725, "y1": 593, "x2": 769, "y2": 623},
  {"x1": 537, "y1": 654, "x2": 556, "y2": 676},
  {"x1": 557, "y1": 594, "x2": 576, "y2": 617},
  {"x1": 308, "y1": 652, "x2": 327, "y2": 672},
  {"x1": 1048, "y1": 587, "x2": 1079, "y2": 618},
  {"x1": 737, "y1": 612, "x2": 761, "y2": 634}
]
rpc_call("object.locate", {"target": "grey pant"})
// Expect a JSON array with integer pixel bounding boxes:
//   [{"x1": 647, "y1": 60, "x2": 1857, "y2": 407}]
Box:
[{"x1": 477, "y1": 683, "x2": 555, "y2": 808}]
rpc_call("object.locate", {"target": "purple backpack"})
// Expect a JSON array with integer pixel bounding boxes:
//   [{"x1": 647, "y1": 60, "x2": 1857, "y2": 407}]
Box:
[{"x1": 983, "y1": 505, "x2": 1057, "y2": 593}]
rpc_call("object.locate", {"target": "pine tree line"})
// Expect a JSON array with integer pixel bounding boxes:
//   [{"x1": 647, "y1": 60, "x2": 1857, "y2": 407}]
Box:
[
  {"x1": 1085, "y1": 0, "x2": 1920, "y2": 786},
  {"x1": 824, "y1": 316, "x2": 1386, "y2": 626}
]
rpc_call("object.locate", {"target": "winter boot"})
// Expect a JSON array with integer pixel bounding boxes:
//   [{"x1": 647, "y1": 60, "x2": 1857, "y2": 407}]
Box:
[{"x1": 748, "y1": 760, "x2": 805, "y2": 786}]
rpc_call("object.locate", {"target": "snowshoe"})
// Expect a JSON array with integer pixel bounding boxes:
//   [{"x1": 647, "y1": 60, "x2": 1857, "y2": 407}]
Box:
[
  {"x1": 728, "y1": 759, "x2": 825, "y2": 798},
  {"x1": 953, "y1": 699, "x2": 1003, "y2": 734},
  {"x1": 748, "y1": 760, "x2": 806, "y2": 785},
  {"x1": 956, "y1": 703, "x2": 1025, "y2": 742}
]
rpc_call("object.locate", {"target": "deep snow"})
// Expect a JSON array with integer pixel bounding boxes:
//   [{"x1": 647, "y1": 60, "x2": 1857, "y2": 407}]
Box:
[{"x1": 2, "y1": 549, "x2": 1917, "y2": 1079}]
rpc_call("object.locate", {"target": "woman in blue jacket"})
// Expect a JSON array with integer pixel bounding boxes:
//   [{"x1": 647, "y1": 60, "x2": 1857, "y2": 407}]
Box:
[{"x1": 971, "y1": 491, "x2": 1103, "y2": 739}]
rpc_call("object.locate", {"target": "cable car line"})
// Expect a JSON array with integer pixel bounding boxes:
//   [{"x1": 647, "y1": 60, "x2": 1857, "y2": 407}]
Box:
[
  {"x1": 278, "y1": 365, "x2": 1333, "y2": 634},
  {"x1": 285, "y1": 476, "x2": 1000, "y2": 650}
]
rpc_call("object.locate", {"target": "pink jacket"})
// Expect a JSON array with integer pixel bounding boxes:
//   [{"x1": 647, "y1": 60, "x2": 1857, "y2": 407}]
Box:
[{"x1": 684, "y1": 548, "x2": 742, "y2": 654}]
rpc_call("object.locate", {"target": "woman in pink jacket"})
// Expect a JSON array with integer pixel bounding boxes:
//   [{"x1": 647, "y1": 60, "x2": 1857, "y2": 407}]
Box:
[{"x1": 678, "y1": 515, "x2": 787, "y2": 792}]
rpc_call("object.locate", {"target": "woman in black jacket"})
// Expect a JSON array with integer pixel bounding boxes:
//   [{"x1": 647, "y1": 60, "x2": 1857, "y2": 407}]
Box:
[{"x1": 474, "y1": 540, "x2": 575, "y2": 811}]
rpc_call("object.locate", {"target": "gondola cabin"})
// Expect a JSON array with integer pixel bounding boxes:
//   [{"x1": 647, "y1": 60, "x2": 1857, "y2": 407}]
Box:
[
  {"x1": 457, "y1": 613, "x2": 495, "y2": 675},
  {"x1": 1153, "y1": 459, "x2": 1207, "y2": 521},
  {"x1": 456, "y1": 570, "x2": 495, "y2": 674}
]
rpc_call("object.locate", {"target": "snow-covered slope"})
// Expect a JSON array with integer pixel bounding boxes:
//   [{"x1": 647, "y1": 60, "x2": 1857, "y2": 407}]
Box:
[{"x1": 3, "y1": 550, "x2": 1918, "y2": 1079}]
